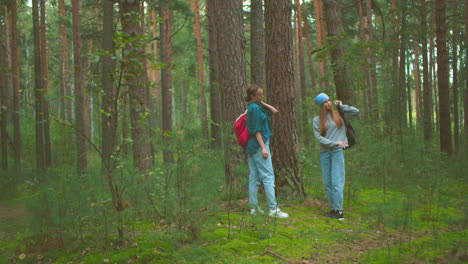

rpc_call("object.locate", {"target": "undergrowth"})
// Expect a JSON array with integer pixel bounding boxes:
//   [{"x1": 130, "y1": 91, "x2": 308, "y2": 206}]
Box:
[{"x1": 0, "y1": 131, "x2": 466, "y2": 263}]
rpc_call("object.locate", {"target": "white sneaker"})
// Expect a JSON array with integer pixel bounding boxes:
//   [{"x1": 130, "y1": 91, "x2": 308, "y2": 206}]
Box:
[
  {"x1": 268, "y1": 208, "x2": 289, "y2": 218},
  {"x1": 250, "y1": 207, "x2": 264, "y2": 215}
]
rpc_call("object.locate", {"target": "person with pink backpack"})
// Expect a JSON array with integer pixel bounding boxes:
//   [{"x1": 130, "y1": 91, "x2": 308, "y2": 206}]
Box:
[{"x1": 242, "y1": 84, "x2": 289, "y2": 218}]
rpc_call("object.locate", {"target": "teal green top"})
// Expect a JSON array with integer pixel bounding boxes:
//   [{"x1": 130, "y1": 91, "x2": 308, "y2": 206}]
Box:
[{"x1": 246, "y1": 102, "x2": 272, "y2": 155}]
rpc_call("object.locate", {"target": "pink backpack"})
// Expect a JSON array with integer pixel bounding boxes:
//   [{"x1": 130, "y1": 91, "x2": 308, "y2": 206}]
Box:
[{"x1": 234, "y1": 111, "x2": 248, "y2": 148}]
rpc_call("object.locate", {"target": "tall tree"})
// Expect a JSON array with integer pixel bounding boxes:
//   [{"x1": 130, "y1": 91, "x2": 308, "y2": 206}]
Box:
[
  {"x1": 358, "y1": 0, "x2": 378, "y2": 119},
  {"x1": 120, "y1": 0, "x2": 153, "y2": 171},
  {"x1": 58, "y1": 0, "x2": 72, "y2": 122},
  {"x1": 265, "y1": 0, "x2": 304, "y2": 197},
  {"x1": 159, "y1": 0, "x2": 173, "y2": 163},
  {"x1": 451, "y1": 0, "x2": 459, "y2": 149},
  {"x1": 302, "y1": 16, "x2": 316, "y2": 89},
  {"x1": 101, "y1": 0, "x2": 117, "y2": 171},
  {"x1": 435, "y1": 0, "x2": 452, "y2": 154},
  {"x1": 294, "y1": 0, "x2": 308, "y2": 143},
  {"x1": 206, "y1": 0, "x2": 221, "y2": 147},
  {"x1": 9, "y1": 0, "x2": 21, "y2": 169},
  {"x1": 40, "y1": 0, "x2": 51, "y2": 167},
  {"x1": 214, "y1": 0, "x2": 246, "y2": 185},
  {"x1": 398, "y1": 2, "x2": 408, "y2": 132},
  {"x1": 33, "y1": 0, "x2": 47, "y2": 170},
  {"x1": 421, "y1": 0, "x2": 433, "y2": 142},
  {"x1": 190, "y1": 0, "x2": 208, "y2": 138},
  {"x1": 250, "y1": 0, "x2": 264, "y2": 87},
  {"x1": 0, "y1": 16, "x2": 7, "y2": 170},
  {"x1": 322, "y1": 0, "x2": 353, "y2": 103},
  {"x1": 465, "y1": 0, "x2": 468, "y2": 143},
  {"x1": 72, "y1": 0, "x2": 87, "y2": 173},
  {"x1": 313, "y1": 0, "x2": 328, "y2": 88}
]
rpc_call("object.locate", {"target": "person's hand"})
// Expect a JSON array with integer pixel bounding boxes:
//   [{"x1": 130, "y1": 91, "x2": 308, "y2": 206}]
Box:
[
  {"x1": 336, "y1": 141, "x2": 347, "y2": 148},
  {"x1": 334, "y1": 100, "x2": 342, "y2": 105},
  {"x1": 262, "y1": 148, "x2": 268, "y2": 159}
]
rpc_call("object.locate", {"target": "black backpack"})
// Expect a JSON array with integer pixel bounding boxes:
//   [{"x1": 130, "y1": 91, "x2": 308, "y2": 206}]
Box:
[{"x1": 336, "y1": 104, "x2": 356, "y2": 149}]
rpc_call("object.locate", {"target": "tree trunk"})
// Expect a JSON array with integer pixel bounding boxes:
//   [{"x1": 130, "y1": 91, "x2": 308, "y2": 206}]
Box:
[
  {"x1": 214, "y1": 0, "x2": 246, "y2": 185},
  {"x1": 149, "y1": 7, "x2": 161, "y2": 131},
  {"x1": 265, "y1": 0, "x2": 304, "y2": 197},
  {"x1": 313, "y1": 0, "x2": 327, "y2": 88},
  {"x1": 250, "y1": 0, "x2": 264, "y2": 87},
  {"x1": 294, "y1": 0, "x2": 308, "y2": 144},
  {"x1": 323, "y1": 0, "x2": 353, "y2": 103},
  {"x1": 358, "y1": 0, "x2": 378, "y2": 119},
  {"x1": 398, "y1": 4, "x2": 408, "y2": 133},
  {"x1": 421, "y1": 0, "x2": 433, "y2": 142},
  {"x1": 435, "y1": 0, "x2": 452, "y2": 154},
  {"x1": 72, "y1": 0, "x2": 87, "y2": 173},
  {"x1": 206, "y1": 0, "x2": 222, "y2": 147},
  {"x1": 101, "y1": 0, "x2": 117, "y2": 172},
  {"x1": 58, "y1": 0, "x2": 71, "y2": 122},
  {"x1": 40, "y1": 0, "x2": 51, "y2": 168},
  {"x1": 412, "y1": 39, "x2": 421, "y2": 128},
  {"x1": 191, "y1": 0, "x2": 208, "y2": 139},
  {"x1": 0, "y1": 20, "x2": 7, "y2": 170},
  {"x1": 465, "y1": 0, "x2": 468, "y2": 143},
  {"x1": 9, "y1": 0, "x2": 21, "y2": 169},
  {"x1": 451, "y1": 0, "x2": 459, "y2": 150},
  {"x1": 159, "y1": 0, "x2": 173, "y2": 163},
  {"x1": 33, "y1": 0, "x2": 46, "y2": 171},
  {"x1": 430, "y1": 3, "x2": 439, "y2": 136},
  {"x1": 302, "y1": 17, "x2": 316, "y2": 90},
  {"x1": 119, "y1": 0, "x2": 153, "y2": 171}
]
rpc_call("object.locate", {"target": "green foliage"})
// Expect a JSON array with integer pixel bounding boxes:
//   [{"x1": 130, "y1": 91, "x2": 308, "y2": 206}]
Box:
[{"x1": 1, "y1": 130, "x2": 466, "y2": 263}]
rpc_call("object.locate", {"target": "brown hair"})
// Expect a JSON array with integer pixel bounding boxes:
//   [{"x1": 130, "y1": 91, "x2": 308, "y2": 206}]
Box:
[
  {"x1": 244, "y1": 84, "x2": 261, "y2": 102},
  {"x1": 319, "y1": 104, "x2": 342, "y2": 136}
]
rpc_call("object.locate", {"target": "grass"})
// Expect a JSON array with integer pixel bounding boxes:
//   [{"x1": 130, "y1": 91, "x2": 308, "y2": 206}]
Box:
[{"x1": 0, "y1": 135, "x2": 467, "y2": 263}]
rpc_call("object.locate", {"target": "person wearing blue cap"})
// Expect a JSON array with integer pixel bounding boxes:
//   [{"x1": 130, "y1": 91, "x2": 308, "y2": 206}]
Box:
[{"x1": 312, "y1": 92, "x2": 360, "y2": 220}]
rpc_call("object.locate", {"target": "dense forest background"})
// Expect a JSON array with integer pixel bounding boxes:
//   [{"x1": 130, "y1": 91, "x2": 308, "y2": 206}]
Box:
[{"x1": 0, "y1": 0, "x2": 466, "y2": 263}]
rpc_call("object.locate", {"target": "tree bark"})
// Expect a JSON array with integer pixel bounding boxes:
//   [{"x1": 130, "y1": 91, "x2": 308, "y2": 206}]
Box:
[
  {"x1": 0, "y1": 19, "x2": 7, "y2": 170},
  {"x1": 33, "y1": 0, "x2": 46, "y2": 171},
  {"x1": 323, "y1": 0, "x2": 353, "y2": 103},
  {"x1": 58, "y1": 0, "x2": 72, "y2": 122},
  {"x1": 435, "y1": 0, "x2": 452, "y2": 154},
  {"x1": 465, "y1": 0, "x2": 468, "y2": 143},
  {"x1": 412, "y1": 39, "x2": 421, "y2": 128},
  {"x1": 206, "y1": 0, "x2": 222, "y2": 147},
  {"x1": 214, "y1": 0, "x2": 246, "y2": 185},
  {"x1": 294, "y1": 0, "x2": 308, "y2": 143},
  {"x1": 120, "y1": 0, "x2": 153, "y2": 171},
  {"x1": 265, "y1": 0, "x2": 304, "y2": 197},
  {"x1": 358, "y1": 0, "x2": 378, "y2": 119},
  {"x1": 302, "y1": 17, "x2": 316, "y2": 90},
  {"x1": 191, "y1": 0, "x2": 208, "y2": 139},
  {"x1": 101, "y1": 0, "x2": 117, "y2": 172},
  {"x1": 250, "y1": 0, "x2": 264, "y2": 87},
  {"x1": 451, "y1": 0, "x2": 459, "y2": 150},
  {"x1": 313, "y1": 0, "x2": 327, "y2": 88},
  {"x1": 159, "y1": 0, "x2": 173, "y2": 163},
  {"x1": 72, "y1": 0, "x2": 87, "y2": 173},
  {"x1": 40, "y1": 0, "x2": 51, "y2": 167},
  {"x1": 398, "y1": 4, "x2": 408, "y2": 132},
  {"x1": 421, "y1": 0, "x2": 433, "y2": 142},
  {"x1": 9, "y1": 0, "x2": 21, "y2": 169}
]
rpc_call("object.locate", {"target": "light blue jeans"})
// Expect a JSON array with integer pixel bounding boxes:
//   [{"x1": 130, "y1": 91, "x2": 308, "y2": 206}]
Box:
[
  {"x1": 320, "y1": 147, "x2": 345, "y2": 211},
  {"x1": 248, "y1": 143, "x2": 277, "y2": 210}
]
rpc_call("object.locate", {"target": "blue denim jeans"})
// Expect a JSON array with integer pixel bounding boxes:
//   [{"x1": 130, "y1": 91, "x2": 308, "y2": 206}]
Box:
[
  {"x1": 320, "y1": 147, "x2": 345, "y2": 210},
  {"x1": 248, "y1": 143, "x2": 277, "y2": 210}
]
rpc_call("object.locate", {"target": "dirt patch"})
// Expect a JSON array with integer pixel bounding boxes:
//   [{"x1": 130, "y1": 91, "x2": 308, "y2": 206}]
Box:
[{"x1": 0, "y1": 204, "x2": 28, "y2": 226}]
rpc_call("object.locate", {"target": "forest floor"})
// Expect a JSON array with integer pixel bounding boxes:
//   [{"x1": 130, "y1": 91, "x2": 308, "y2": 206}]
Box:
[{"x1": 0, "y1": 194, "x2": 466, "y2": 264}]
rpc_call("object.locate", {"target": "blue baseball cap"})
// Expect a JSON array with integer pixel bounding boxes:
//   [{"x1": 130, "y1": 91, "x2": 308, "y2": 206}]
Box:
[{"x1": 314, "y1": 93, "x2": 329, "y2": 105}]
